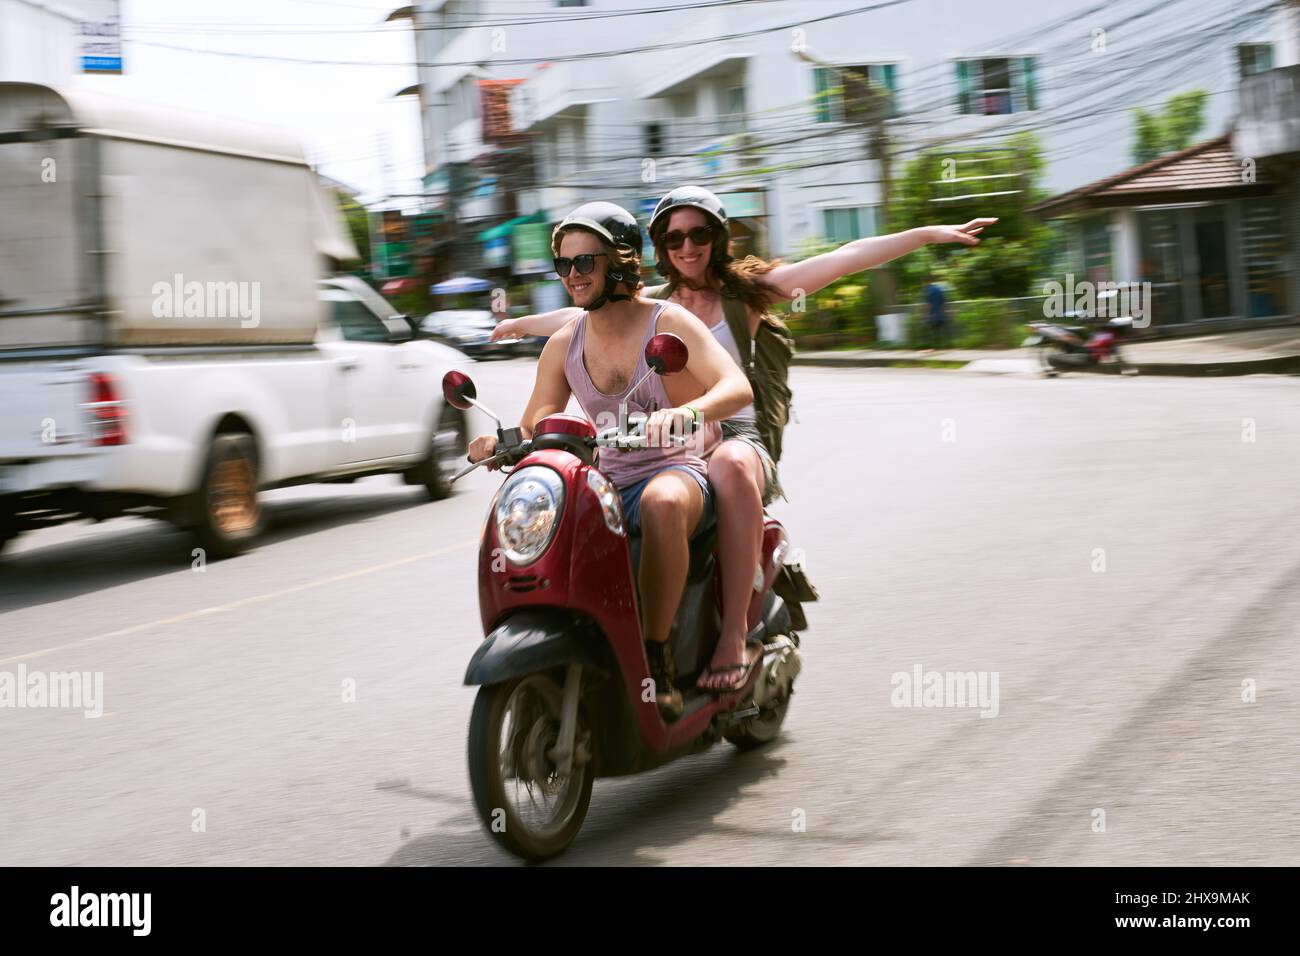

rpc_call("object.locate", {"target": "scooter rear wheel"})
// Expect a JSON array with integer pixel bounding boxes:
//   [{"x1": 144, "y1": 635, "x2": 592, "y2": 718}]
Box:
[
  {"x1": 725, "y1": 701, "x2": 790, "y2": 750},
  {"x1": 1034, "y1": 343, "x2": 1063, "y2": 377},
  {"x1": 467, "y1": 674, "x2": 593, "y2": 861}
]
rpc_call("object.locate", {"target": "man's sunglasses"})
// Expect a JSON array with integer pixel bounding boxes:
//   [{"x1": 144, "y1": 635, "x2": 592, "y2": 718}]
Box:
[
  {"x1": 553, "y1": 253, "x2": 608, "y2": 277},
  {"x1": 662, "y1": 226, "x2": 715, "y2": 250}
]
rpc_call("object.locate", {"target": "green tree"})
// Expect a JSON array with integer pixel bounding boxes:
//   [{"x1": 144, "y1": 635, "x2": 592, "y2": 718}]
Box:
[
  {"x1": 1132, "y1": 108, "x2": 1164, "y2": 164},
  {"x1": 889, "y1": 131, "x2": 1053, "y2": 302},
  {"x1": 1162, "y1": 90, "x2": 1209, "y2": 151},
  {"x1": 335, "y1": 192, "x2": 372, "y2": 275},
  {"x1": 1130, "y1": 89, "x2": 1208, "y2": 165}
]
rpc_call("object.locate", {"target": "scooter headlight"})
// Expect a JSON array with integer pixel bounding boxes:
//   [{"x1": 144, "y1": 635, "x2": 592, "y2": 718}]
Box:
[
  {"x1": 495, "y1": 466, "x2": 564, "y2": 566},
  {"x1": 585, "y1": 468, "x2": 625, "y2": 537}
]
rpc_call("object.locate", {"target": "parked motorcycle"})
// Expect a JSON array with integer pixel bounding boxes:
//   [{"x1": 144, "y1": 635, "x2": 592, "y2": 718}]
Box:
[
  {"x1": 444, "y1": 332, "x2": 815, "y2": 860},
  {"x1": 1024, "y1": 291, "x2": 1138, "y2": 375}
]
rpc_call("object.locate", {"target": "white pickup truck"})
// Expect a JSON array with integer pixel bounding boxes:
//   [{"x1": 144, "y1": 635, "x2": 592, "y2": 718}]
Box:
[{"x1": 0, "y1": 84, "x2": 467, "y2": 559}]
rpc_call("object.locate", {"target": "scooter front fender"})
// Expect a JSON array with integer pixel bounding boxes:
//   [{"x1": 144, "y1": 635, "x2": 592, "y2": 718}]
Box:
[{"x1": 464, "y1": 608, "x2": 610, "y2": 687}]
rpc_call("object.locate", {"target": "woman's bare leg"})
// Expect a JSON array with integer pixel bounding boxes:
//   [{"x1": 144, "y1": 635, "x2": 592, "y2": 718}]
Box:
[{"x1": 699, "y1": 439, "x2": 766, "y2": 689}]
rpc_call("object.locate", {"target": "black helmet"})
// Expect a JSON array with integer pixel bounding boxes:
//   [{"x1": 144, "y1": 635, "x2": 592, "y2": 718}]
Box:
[
  {"x1": 552, "y1": 201, "x2": 643, "y2": 309},
  {"x1": 649, "y1": 185, "x2": 728, "y2": 235}
]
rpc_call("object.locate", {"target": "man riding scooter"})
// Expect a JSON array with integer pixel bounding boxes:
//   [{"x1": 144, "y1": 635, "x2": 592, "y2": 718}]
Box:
[{"x1": 467, "y1": 202, "x2": 752, "y2": 720}]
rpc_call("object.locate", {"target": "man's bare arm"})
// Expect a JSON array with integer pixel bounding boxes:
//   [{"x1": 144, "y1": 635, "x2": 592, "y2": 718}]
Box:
[
  {"x1": 519, "y1": 326, "x2": 575, "y2": 435},
  {"x1": 656, "y1": 303, "x2": 751, "y2": 423},
  {"x1": 468, "y1": 326, "x2": 573, "y2": 463}
]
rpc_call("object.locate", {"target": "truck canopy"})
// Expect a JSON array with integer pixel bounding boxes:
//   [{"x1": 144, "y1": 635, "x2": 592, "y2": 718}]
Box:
[{"x1": 0, "y1": 83, "x2": 356, "y2": 351}]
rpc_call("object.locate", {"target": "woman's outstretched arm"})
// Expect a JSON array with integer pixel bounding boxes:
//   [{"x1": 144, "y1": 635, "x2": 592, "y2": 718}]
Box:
[
  {"x1": 760, "y1": 219, "x2": 997, "y2": 302},
  {"x1": 489, "y1": 307, "x2": 583, "y2": 341}
]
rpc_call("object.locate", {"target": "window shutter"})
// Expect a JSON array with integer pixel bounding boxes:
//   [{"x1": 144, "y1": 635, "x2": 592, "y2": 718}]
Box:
[
  {"x1": 955, "y1": 60, "x2": 973, "y2": 114},
  {"x1": 880, "y1": 63, "x2": 898, "y2": 116},
  {"x1": 1019, "y1": 57, "x2": 1038, "y2": 111},
  {"x1": 814, "y1": 67, "x2": 832, "y2": 123}
]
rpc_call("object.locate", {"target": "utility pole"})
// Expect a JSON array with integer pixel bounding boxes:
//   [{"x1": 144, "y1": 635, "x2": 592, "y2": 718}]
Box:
[
  {"x1": 796, "y1": 51, "x2": 899, "y2": 318},
  {"x1": 839, "y1": 66, "x2": 898, "y2": 314}
]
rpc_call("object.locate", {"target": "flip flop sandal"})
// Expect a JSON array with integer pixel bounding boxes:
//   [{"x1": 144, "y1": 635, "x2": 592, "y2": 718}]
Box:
[{"x1": 699, "y1": 640, "x2": 764, "y2": 694}]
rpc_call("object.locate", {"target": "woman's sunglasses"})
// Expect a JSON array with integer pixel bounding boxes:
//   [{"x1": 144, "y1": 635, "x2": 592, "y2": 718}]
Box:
[
  {"x1": 662, "y1": 226, "x2": 715, "y2": 250},
  {"x1": 553, "y1": 252, "x2": 608, "y2": 277}
]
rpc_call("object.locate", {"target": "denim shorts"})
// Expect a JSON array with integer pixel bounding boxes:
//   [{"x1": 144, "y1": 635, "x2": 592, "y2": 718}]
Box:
[
  {"x1": 618, "y1": 465, "x2": 713, "y2": 537},
  {"x1": 717, "y1": 419, "x2": 784, "y2": 504}
]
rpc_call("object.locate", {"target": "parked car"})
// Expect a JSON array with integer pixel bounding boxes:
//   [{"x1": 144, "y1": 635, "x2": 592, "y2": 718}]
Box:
[
  {"x1": 421, "y1": 310, "x2": 515, "y2": 360},
  {"x1": 0, "y1": 83, "x2": 467, "y2": 560}
]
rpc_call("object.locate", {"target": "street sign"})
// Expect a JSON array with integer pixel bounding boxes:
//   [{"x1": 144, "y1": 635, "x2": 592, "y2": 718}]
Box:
[
  {"x1": 80, "y1": 1, "x2": 122, "y2": 75},
  {"x1": 512, "y1": 222, "x2": 553, "y2": 274}
]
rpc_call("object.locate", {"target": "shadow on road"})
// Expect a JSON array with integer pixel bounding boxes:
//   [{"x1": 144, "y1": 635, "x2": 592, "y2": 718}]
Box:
[
  {"x1": 386, "y1": 739, "x2": 809, "y2": 866},
  {"x1": 0, "y1": 486, "x2": 436, "y2": 612}
]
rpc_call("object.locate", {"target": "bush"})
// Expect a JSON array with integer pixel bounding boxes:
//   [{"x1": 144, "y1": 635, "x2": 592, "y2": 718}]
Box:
[
  {"x1": 778, "y1": 239, "x2": 873, "y2": 347},
  {"x1": 950, "y1": 299, "x2": 1016, "y2": 349}
]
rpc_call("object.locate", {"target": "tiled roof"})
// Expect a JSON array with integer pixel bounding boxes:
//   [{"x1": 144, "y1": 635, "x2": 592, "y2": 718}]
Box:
[{"x1": 1031, "y1": 135, "x2": 1272, "y2": 216}]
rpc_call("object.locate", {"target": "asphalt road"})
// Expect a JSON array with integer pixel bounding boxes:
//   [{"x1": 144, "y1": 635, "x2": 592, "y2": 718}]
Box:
[{"x1": 3, "y1": 360, "x2": 1298, "y2": 866}]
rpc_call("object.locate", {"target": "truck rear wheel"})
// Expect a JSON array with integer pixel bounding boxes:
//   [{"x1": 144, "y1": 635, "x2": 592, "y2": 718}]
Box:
[
  {"x1": 410, "y1": 404, "x2": 465, "y2": 501},
  {"x1": 193, "y1": 433, "x2": 263, "y2": 559},
  {"x1": 0, "y1": 510, "x2": 16, "y2": 557}
]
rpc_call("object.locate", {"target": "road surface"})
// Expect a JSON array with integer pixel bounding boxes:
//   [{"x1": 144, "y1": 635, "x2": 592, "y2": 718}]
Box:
[{"x1": 3, "y1": 361, "x2": 1297, "y2": 865}]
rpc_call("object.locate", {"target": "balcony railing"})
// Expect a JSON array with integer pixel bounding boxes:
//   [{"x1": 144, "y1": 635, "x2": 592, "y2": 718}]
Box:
[{"x1": 1237, "y1": 64, "x2": 1300, "y2": 159}]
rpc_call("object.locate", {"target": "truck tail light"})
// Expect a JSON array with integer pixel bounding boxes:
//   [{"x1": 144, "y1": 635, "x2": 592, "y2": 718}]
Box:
[{"x1": 84, "y1": 372, "x2": 128, "y2": 446}]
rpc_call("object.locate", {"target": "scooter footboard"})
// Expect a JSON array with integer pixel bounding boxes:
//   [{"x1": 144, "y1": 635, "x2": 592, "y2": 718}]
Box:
[{"x1": 464, "y1": 609, "x2": 611, "y2": 686}]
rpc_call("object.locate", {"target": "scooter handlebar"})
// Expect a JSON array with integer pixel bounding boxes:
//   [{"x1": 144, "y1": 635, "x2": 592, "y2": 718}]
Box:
[
  {"x1": 594, "y1": 421, "x2": 694, "y2": 450},
  {"x1": 455, "y1": 440, "x2": 533, "y2": 481}
]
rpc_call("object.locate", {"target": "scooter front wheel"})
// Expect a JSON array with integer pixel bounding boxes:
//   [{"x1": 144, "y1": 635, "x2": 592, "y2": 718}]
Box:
[{"x1": 467, "y1": 674, "x2": 593, "y2": 861}]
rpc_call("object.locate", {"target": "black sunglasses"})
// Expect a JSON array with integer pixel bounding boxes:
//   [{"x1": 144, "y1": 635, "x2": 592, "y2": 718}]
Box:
[
  {"x1": 662, "y1": 226, "x2": 714, "y2": 250},
  {"x1": 553, "y1": 253, "x2": 608, "y2": 277}
]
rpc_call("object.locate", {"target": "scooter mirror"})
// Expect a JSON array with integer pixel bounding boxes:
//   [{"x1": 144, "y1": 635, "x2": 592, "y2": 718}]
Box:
[
  {"x1": 442, "y1": 370, "x2": 478, "y2": 411},
  {"x1": 645, "y1": 333, "x2": 688, "y2": 376}
]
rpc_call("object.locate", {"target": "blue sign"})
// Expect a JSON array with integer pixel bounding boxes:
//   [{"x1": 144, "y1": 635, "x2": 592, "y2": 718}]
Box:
[
  {"x1": 82, "y1": 56, "x2": 122, "y2": 73},
  {"x1": 80, "y1": 3, "x2": 122, "y2": 75},
  {"x1": 637, "y1": 197, "x2": 659, "y2": 265}
]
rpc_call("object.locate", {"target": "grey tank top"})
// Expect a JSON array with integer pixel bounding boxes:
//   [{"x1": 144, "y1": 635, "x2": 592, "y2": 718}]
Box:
[
  {"x1": 648, "y1": 282, "x2": 756, "y2": 423},
  {"x1": 563, "y1": 301, "x2": 708, "y2": 489},
  {"x1": 708, "y1": 314, "x2": 756, "y2": 422}
]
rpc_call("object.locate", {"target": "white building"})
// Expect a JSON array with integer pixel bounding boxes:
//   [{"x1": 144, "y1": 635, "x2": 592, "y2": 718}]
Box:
[
  {"x1": 0, "y1": 0, "x2": 110, "y2": 87},
  {"x1": 391, "y1": 0, "x2": 1299, "y2": 268},
  {"x1": 1029, "y1": 0, "x2": 1300, "y2": 332}
]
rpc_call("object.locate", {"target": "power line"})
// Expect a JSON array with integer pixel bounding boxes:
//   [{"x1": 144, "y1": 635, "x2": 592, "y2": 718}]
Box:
[
  {"x1": 300, "y1": 0, "x2": 1272, "y2": 218},
  {"x1": 123, "y1": 0, "x2": 919, "y2": 67},
  {"x1": 125, "y1": 0, "x2": 774, "y2": 33},
  {"x1": 449, "y1": 22, "x2": 1251, "y2": 177}
]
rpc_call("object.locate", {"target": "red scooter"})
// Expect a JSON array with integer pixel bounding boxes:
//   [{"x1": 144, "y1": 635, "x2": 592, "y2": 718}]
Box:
[
  {"x1": 443, "y1": 333, "x2": 814, "y2": 860},
  {"x1": 1024, "y1": 290, "x2": 1138, "y2": 376}
]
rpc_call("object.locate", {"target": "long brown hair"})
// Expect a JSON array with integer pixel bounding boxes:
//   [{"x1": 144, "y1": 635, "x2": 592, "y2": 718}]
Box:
[{"x1": 649, "y1": 216, "x2": 780, "y2": 315}]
